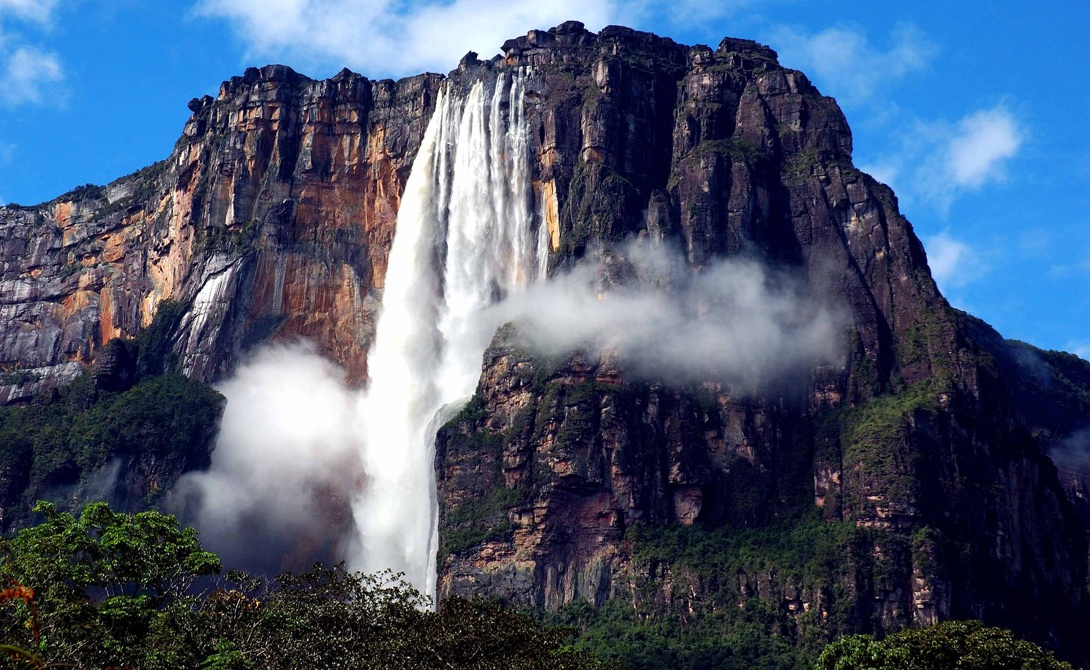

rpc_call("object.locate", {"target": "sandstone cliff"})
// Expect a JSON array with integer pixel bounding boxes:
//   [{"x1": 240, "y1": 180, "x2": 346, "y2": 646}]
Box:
[{"x1": 0, "y1": 66, "x2": 442, "y2": 390}]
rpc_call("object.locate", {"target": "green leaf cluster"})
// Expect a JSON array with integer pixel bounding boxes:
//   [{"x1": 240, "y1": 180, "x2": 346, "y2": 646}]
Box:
[
  {"x1": 816, "y1": 620, "x2": 1074, "y2": 670},
  {"x1": 0, "y1": 374, "x2": 224, "y2": 520},
  {"x1": 0, "y1": 299, "x2": 224, "y2": 527},
  {"x1": 0, "y1": 502, "x2": 613, "y2": 670}
]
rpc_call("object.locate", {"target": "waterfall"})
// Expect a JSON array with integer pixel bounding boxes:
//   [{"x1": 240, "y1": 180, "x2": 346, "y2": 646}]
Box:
[{"x1": 352, "y1": 71, "x2": 546, "y2": 599}]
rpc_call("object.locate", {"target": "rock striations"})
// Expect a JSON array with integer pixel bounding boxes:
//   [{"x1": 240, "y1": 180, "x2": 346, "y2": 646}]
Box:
[
  {"x1": 0, "y1": 65, "x2": 442, "y2": 387},
  {"x1": 2, "y1": 20, "x2": 1089, "y2": 663}
]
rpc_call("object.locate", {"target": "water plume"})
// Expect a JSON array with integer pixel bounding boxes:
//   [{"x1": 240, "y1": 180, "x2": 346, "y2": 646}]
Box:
[{"x1": 176, "y1": 342, "x2": 362, "y2": 575}]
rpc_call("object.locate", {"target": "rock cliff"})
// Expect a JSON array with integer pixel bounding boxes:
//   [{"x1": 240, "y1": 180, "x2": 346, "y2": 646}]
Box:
[
  {"x1": 0, "y1": 66, "x2": 442, "y2": 388},
  {"x1": 429, "y1": 22, "x2": 1090, "y2": 662},
  {"x1": 1, "y1": 20, "x2": 1089, "y2": 664}
]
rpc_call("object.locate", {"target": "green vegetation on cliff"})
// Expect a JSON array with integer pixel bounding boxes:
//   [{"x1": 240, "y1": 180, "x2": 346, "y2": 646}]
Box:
[
  {"x1": 0, "y1": 300, "x2": 225, "y2": 528},
  {"x1": 816, "y1": 621, "x2": 1074, "y2": 670},
  {"x1": 0, "y1": 374, "x2": 223, "y2": 509},
  {"x1": 549, "y1": 514, "x2": 888, "y2": 670}
]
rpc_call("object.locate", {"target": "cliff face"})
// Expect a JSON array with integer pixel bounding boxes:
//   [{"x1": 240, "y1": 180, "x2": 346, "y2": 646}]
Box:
[
  {"x1": 2, "y1": 19, "x2": 1089, "y2": 663},
  {"x1": 0, "y1": 66, "x2": 442, "y2": 390},
  {"x1": 428, "y1": 22, "x2": 1090, "y2": 660}
]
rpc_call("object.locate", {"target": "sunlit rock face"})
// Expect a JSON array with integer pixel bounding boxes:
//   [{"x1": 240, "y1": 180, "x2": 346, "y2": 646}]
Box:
[
  {"x1": 2, "y1": 19, "x2": 1090, "y2": 664},
  {"x1": 0, "y1": 66, "x2": 442, "y2": 386}
]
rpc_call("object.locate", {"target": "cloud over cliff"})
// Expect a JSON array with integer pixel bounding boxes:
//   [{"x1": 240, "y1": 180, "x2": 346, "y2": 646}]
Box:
[{"x1": 488, "y1": 241, "x2": 845, "y2": 384}]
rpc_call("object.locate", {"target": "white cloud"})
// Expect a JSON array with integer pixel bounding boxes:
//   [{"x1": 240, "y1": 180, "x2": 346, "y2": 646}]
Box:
[
  {"x1": 1068, "y1": 341, "x2": 1090, "y2": 362},
  {"x1": 767, "y1": 23, "x2": 936, "y2": 105},
  {"x1": 193, "y1": 0, "x2": 621, "y2": 76},
  {"x1": 924, "y1": 232, "x2": 988, "y2": 290},
  {"x1": 191, "y1": 0, "x2": 785, "y2": 76},
  {"x1": 0, "y1": 0, "x2": 61, "y2": 24},
  {"x1": 0, "y1": 0, "x2": 64, "y2": 108},
  {"x1": 1049, "y1": 252, "x2": 1090, "y2": 278},
  {"x1": 946, "y1": 106, "x2": 1022, "y2": 188},
  {"x1": 488, "y1": 241, "x2": 845, "y2": 383},
  {"x1": 859, "y1": 103, "x2": 1024, "y2": 213},
  {"x1": 1, "y1": 45, "x2": 63, "y2": 106}
]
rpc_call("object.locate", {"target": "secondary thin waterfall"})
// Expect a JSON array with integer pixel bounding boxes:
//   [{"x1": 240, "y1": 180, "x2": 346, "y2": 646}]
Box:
[{"x1": 352, "y1": 71, "x2": 545, "y2": 599}]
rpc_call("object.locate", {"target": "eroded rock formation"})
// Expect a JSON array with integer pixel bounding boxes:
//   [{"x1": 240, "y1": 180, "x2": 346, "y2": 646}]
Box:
[{"x1": 0, "y1": 66, "x2": 442, "y2": 388}]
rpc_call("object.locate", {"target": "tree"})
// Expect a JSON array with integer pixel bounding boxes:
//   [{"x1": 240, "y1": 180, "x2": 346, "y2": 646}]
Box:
[
  {"x1": 0, "y1": 501, "x2": 221, "y2": 667},
  {"x1": 815, "y1": 620, "x2": 1074, "y2": 670},
  {"x1": 0, "y1": 501, "x2": 611, "y2": 669}
]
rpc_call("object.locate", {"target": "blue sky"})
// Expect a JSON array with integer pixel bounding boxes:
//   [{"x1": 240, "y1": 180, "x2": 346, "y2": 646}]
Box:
[{"x1": 0, "y1": 0, "x2": 1086, "y2": 356}]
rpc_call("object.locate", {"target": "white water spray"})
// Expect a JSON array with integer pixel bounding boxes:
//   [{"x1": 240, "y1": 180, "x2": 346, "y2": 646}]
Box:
[{"x1": 352, "y1": 71, "x2": 545, "y2": 599}]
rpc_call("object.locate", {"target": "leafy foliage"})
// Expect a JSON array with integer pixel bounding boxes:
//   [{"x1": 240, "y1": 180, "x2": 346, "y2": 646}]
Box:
[
  {"x1": 0, "y1": 503, "x2": 612, "y2": 670},
  {"x1": 549, "y1": 597, "x2": 812, "y2": 670},
  {"x1": 132, "y1": 298, "x2": 190, "y2": 377},
  {"x1": 0, "y1": 374, "x2": 224, "y2": 522},
  {"x1": 440, "y1": 487, "x2": 521, "y2": 557},
  {"x1": 627, "y1": 513, "x2": 869, "y2": 589},
  {"x1": 815, "y1": 620, "x2": 1074, "y2": 670},
  {"x1": 0, "y1": 299, "x2": 224, "y2": 528},
  {"x1": 0, "y1": 502, "x2": 221, "y2": 668},
  {"x1": 548, "y1": 514, "x2": 879, "y2": 669}
]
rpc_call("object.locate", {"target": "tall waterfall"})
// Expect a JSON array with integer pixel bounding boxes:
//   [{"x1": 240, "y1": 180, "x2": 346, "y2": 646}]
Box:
[{"x1": 352, "y1": 71, "x2": 545, "y2": 599}]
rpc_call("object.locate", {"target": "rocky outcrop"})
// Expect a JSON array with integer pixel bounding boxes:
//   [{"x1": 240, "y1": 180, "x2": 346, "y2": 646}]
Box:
[
  {"x1": 428, "y1": 22, "x2": 1090, "y2": 662},
  {"x1": 0, "y1": 66, "x2": 443, "y2": 389}
]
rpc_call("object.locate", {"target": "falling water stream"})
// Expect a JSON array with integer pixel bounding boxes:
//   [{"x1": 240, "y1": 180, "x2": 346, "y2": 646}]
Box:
[{"x1": 352, "y1": 71, "x2": 545, "y2": 599}]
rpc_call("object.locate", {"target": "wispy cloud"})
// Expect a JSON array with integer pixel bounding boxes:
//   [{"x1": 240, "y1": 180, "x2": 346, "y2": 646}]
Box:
[
  {"x1": 193, "y1": 0, "x2": 621, "y2": 77},
  {"x1": 488, "y1": 241, "x2": 846, "y2": 384},
  {"x1": 1, "y1": 45, "x2": 63, "y2": 106},
  {"x1": 0, "y1": 0, "x2": 65, "y2": 108},
  {"x1": 0, "y1": 0, "x2": 61, "y2": 25},
  {"x1": 1049, "y1": 251, "x2": 1090, "y2": 278},
  {"x1": 944, "y1": 106, "x2": 1023, "y2": 189},
  {"x1": 861, "y1": 103, "x2": 1025, "y2": 213},
  {"x1": 1067, "y1": 341, "x2": 1090, "y2": 362},
  {"x1": 767, "y1": 23, "x2": 936, "y2": 106},
  {"x1": 924, "y1": 232, "x2": 988, "y2": 292},
  {"x1": 192, "y1": 0, "x2": 791, "y2": 78}
]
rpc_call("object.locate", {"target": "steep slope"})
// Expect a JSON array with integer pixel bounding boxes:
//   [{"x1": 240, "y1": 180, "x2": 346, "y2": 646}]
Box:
[
  {"x1": 0, "y1": 20, "x2": 1088, "y2": 665},
  {"x1": 427, "y1": 22, "x2": 1090, "y2": 663},
  {"x1": 0, "y1": 67, "x2": 441, "y2": 390}
]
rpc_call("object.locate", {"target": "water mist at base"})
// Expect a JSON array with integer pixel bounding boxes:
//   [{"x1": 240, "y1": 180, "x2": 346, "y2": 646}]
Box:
[{"x1": 175, "y1": 342, "x2": 362, "y2": 575}]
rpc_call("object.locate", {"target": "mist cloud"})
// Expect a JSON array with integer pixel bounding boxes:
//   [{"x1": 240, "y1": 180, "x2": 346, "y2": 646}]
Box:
[
  {"x1": 486, "y1": 241, "x2": 845, "y2": 385},
  {"x1": 1050, "y1": 428, "x2": 1090, "y2": 474},
  {"x1": 175, "y1": 341, "x2": 363, "y2": 575},
  {"x1": 768, "y1": 23, "x2": 936, "y2": 107}
]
